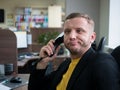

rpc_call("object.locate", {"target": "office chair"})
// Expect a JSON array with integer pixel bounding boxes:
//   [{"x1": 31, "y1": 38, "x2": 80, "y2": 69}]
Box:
[
  {"x1": 111, "y1": 45, "x2": 120, "y2": 67},
  {"x1": 91, "y1": 41, "x2": 97, "y2": 51},
  {"x1": 96, "y1": 37, "x2": 106, "y2": 52}
]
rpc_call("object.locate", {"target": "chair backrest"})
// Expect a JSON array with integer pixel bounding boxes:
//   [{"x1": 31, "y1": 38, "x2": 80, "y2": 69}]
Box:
[
  {"x1": 111, "y1": 45, "x2": 120, "y2": 67},
  {"x1": 96, "y1": 37, "x2": 106, "y2": 52},
  {"x1": 0, "y1": 28, "x2": 18, "y2": 74}
]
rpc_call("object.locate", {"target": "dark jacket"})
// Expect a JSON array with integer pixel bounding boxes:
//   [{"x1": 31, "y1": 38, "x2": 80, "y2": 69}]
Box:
[{"x1": 28, "y1": 48, "x2": 120, "y2": 90}]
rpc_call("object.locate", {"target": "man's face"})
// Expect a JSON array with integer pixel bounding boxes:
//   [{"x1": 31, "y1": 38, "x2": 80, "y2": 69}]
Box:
[{"x1": 63, "y1": 17, "x2": 96, "y2": 55}]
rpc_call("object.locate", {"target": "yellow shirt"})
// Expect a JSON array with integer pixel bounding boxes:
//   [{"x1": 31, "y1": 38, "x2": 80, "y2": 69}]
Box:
[{"x1": 56, "y1": 58, "x2": 80, "y2": 90}]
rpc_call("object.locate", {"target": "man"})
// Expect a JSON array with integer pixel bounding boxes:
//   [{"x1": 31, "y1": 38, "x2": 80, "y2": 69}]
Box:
[{"x1": 28, "y1": 13, "x2": 120, "y2": 90}]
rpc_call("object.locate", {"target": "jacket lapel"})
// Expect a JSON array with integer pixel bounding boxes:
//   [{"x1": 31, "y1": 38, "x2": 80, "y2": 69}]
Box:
[{"x1": 67, "y1": 48, "x2": 95, "y2": 90}]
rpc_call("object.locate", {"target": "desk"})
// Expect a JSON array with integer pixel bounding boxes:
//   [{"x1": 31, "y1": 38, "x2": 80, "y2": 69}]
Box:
[
  {"x1": 1, "y1": 74, "x2": 29, "y2": 90},
  {"x1": 14, "y1": 85, "x2": 27, "y2": 90},
  {"x1": 14, "y1": 74, "x2": 29, "y2": 90},
  {"x1": 17, "y1": 56, "x2": 39, "y2": 67}
]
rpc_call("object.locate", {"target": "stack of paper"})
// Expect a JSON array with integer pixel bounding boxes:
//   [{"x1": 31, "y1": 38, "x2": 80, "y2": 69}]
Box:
[{"x1": 0, "y1": 83, "x2": 11, "y2": 90}]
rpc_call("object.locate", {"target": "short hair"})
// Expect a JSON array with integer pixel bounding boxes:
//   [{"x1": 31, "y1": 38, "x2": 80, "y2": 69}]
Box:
[{"x1": 64, "y1": 13, "x2": 95, "y2": 31}]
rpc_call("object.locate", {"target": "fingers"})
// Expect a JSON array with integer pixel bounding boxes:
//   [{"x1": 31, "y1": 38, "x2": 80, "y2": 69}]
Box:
[
  {"x1": 46, "y1": 40, "x2": 55, "y2": 55},
  {"x1": 40, "y1": 39, "x2": 55, "y2": 57},
  {"x1": 54, "y1": 45, "x2": 61, "y2": 55}
]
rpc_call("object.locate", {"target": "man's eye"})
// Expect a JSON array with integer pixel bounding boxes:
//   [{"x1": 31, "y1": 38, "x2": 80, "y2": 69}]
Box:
[
  {"x1": 76, "y1": 29, "x2": 81, "y2": 33},
  {"x1": 64, "y1": 30, "x2": 70, "y2": 34},
  {"x1": 76, "y1": 29, "x2": 84, "y2": 33}
]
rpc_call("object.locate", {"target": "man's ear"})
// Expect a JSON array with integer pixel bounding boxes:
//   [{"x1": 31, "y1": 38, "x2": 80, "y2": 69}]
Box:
[{"x1": 91, "y1": 32, "x2": 96, "y2": 43}]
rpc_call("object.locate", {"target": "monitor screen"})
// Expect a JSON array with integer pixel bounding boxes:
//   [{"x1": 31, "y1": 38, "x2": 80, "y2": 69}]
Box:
[
  {"x1": 0, "y1": 9, "x2": 4, "y2": 23},
  {"x1": 14, "y1": 31, "x2": 27, "y2": 48}
]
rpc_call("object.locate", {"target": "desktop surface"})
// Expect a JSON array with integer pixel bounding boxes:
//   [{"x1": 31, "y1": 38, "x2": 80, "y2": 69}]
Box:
[
  {"x1": 0, "y1": 74, "x2": 29, "y2": 90},
  {"x1": 18, "y1": 52, "x2": 39, "y2": 61},
  {"x1": 0, "y1": 75, "x2": 7, "y2": 82}
]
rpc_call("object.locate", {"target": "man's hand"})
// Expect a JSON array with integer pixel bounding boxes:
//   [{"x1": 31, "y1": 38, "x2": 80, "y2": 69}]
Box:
[{"x1": 36, "y1": 40, "x2": 61, "y2": 69}]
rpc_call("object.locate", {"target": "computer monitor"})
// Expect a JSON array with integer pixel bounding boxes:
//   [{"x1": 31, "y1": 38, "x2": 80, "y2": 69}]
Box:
[
  {"x1": 14, "y1": 31, "x2": 27, "y2": 48},
  {"x1": 0, "y1": 9, "x2": 4, "y2": 23}
]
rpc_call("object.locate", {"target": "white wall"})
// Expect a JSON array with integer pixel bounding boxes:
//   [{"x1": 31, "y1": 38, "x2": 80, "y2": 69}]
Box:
[
  {"x1": 100, "y1": 0, "x2": 120, "y2": 49},
  {"x1": 108, "y1": 0, "x2": 120, "y2": 48}
]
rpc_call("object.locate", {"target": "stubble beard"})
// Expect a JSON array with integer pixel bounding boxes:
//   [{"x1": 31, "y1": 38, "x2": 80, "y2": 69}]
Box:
[{"x1": 65, "y1": 42, "x2": 89, "y2": 56}]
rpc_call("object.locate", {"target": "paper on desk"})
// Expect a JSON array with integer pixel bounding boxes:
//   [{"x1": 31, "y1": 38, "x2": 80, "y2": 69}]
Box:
[{"x1": 0, "y1": 83, "x2": 11, "y2": 90}]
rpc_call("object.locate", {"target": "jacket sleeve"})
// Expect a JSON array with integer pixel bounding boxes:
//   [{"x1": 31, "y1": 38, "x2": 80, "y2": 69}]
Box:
[
  {"x1": 93, "y1": 52, "x2": 120, "y2": 90},
  {"x1": 28, "y1": 62, "x2": 56, "y2": 90}
]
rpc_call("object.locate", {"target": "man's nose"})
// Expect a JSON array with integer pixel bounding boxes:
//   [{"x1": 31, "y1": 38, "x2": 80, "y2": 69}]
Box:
[{"x1": 69, "y1": 31, "x2": 76, "y2": 39}]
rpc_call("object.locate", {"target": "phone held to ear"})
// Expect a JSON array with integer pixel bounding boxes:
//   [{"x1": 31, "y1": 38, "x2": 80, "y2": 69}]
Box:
[
  {"x1": 51, "y1": 35, "x2": 64, "y2": 56},
  {"x1": 32, "y1": 32, "x2": 64, "y2": 66}
]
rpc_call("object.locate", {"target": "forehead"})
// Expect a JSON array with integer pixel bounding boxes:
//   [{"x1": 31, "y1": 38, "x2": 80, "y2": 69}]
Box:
[{"x1": 64, "y1": 17, "x2": 89, "y2": 28}]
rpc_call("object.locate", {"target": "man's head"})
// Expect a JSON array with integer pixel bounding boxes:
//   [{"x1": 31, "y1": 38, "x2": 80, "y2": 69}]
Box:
[
  {"x1": 63, "y1": 13, "x2": 96, "y2": 58},
  {"x1": 64, "y1": 13, "x2": 95, "y2": 32}
]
